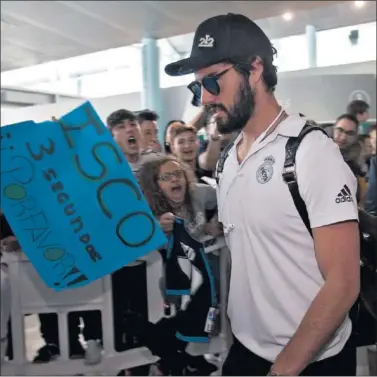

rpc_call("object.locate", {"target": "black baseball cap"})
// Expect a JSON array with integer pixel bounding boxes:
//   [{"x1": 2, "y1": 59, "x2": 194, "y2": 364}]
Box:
[{"x1": 165, "y1": 13, "x2": 274, "y2": 77}]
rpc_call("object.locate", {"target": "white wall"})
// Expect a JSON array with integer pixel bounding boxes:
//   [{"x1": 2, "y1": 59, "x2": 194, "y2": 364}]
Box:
[
  {"x1": 279, "y1": 60, "x2": 377, "y2": 78},
  {"x1": 2, "y1": 61, "x2": 376, "y2": 128},
  {"x1": 1, "y1": 85, "x2": 193, "y2": 128},
  {"x1": 0, "y1": 92, "x2": 142, "y2": 126}
]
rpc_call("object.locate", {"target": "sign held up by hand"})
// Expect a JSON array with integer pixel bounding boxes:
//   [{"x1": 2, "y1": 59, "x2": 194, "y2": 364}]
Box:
[{"x1": 0, "y1": 102, "x2": 166, "y2": 291}]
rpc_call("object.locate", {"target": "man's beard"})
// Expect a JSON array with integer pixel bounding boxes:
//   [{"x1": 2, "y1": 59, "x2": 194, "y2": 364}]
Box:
[{"x1": 205, "y1": 77, "x2": 255, "y2": 135}]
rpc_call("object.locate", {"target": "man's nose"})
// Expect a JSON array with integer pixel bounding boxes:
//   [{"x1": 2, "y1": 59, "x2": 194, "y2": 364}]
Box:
[
  {"x1": 201, "y1": 87, "x2": 217, "y2": 106},
  {"x1": 339, "y1": 132, "x2": 347, "y2": 141},
  {"x1": 338, "y1": 135, "x2": 347, "y2": 145}
]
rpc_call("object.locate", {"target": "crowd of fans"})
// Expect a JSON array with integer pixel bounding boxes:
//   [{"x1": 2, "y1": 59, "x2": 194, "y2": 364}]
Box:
[
  {"x1": 332, "y1": 100, "x2": 376, "y2": 213},
  {"x1": 1, "y1": 98, "x2": 376, "y2": 375}
]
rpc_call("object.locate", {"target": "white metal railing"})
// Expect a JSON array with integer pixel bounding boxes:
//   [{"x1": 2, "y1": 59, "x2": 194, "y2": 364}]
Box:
[{"x1": 0, "y1": 237, "x2": 230, "y2": 376}]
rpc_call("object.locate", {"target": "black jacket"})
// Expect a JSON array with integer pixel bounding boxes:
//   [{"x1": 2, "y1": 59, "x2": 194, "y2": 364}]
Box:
[{"x1": 364, "y1": 156, "x2": 377, "y2": 216}]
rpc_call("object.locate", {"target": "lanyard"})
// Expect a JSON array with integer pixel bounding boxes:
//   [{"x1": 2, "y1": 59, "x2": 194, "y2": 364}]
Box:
[
  {"x1": 258, "y1": 108, "x2": 288, "y2": 143},
  {"x1": 215, "y1": 109, "x2": 289, "y2": 183}
]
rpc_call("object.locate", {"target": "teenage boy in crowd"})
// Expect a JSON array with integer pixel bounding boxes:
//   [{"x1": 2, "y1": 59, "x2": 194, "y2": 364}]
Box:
[
  {"x1": 347, "y1": 99, "x2": 370, "y2": 135},
  {"x1": 136, "y1": 109, "x2": 162, "y2": 153},
  {"x1": 106, "y1": 109, "x2": 159, "y2": 181}
]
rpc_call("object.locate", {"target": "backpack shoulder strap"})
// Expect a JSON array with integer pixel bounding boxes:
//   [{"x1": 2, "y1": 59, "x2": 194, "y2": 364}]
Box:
[
  {"x1": 283, "y1": 122, "x2": 329, "y2": 236},
  {"x1": 215, "y1": 140, "x2": 235, "y2": 184}
]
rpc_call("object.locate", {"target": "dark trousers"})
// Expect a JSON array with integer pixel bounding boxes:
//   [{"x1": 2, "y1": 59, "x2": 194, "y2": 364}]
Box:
[
  {"x1": 111, "y1": 261, "x2": 148, "y2": 352},
  {"x1": 222, "y1": 335, "x2": 357, "y2": 376}
]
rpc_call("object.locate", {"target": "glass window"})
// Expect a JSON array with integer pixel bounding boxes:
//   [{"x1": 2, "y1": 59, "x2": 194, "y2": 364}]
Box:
[
  {"x1": 79, "y1": 67, "x2": 142, "y2": 98},
  {"x1": 26, "y1": 78, "x2": 80, "y2": 97},
  {"x1": 1, "y1": 61, "x2": 58, "y2": 88},
  {"x1": 1, "y1": 45, "x2": 142, "y2": 98},
  {"x1": 272, "y1": 34, "x2": 309, "y2": 72},
  {"x1": 1, "y1": 22, "x2": 375, "y2": 97},
  {"x1": 158, "y1": 38, "x2": 194, "y2": 89},
  {"x1": 317, "y1": 22, "x2": 376, "y2": 67}
]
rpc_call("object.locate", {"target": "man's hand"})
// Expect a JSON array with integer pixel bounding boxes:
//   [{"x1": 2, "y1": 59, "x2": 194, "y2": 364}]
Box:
[
  {"x1": 159, "y1": 213, "x2": 175, "y2": 234},
  {"x1": 207, "y1": 115, "x2": 221, "y2": 141},
  {"x1": 198, "y1": 115, "x2": 222, "y2": 171}
]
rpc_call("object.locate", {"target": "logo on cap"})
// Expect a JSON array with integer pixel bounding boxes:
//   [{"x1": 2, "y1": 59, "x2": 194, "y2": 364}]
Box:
[{"x1": 198, "y1": 34, "x2": 214, "y2": 48}]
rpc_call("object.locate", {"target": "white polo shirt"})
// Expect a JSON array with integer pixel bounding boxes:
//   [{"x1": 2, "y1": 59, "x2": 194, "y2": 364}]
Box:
[{"x1": 217, "y1": 114, "x2": 358, "y2": 363}]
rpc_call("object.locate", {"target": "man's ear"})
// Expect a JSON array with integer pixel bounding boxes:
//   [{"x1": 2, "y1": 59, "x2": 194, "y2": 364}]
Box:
[{"x1": 249, "y1": 56, "x2": 264, "y2": 87}]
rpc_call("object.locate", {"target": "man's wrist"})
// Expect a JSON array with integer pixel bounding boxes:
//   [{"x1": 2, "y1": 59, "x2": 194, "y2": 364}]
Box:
[
  {"x1": 210, "y1": 134, "x2": 221, "y2": 142},
  {"x1": 267, "y1": 369, "x2": 280, "y2": 376},
  {"x1": 269, "y1": 359, "x2": 301, "y2": 376},
  {"x1": 267, "y1": 366, "x2": 282, "y2": 376}
]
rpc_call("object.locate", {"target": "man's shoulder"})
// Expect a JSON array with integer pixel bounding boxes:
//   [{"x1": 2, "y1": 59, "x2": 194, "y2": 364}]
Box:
[
  {"x1": 129, "y1": 151, "x2": 162, "y2": 178},
  {"x1": 139, "y1": 150, "x2": 163, "y2": 162},
  {"x1": 296, "y1": 126, "x2": 333, "y2": 156},
  {"x1": 140, "y1": 148, "x2": 158, "y2": 156},
  {"x1": 294, "y1": 127, "x2": 350, "y2": 183}
]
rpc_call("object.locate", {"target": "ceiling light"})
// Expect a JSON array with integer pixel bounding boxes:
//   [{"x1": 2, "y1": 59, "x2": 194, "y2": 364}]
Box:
[
  {"x1": 354, "y1": 1, "x2": 365, "y2": 8},
  {"x1": 282, "y1": 12, "x2": 293, "y2": 21}
]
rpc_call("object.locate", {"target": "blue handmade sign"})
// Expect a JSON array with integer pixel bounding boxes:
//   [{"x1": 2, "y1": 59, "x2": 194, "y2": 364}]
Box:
[{"x1": 0, "y1": 102, "x2": 167, "y2": 291}]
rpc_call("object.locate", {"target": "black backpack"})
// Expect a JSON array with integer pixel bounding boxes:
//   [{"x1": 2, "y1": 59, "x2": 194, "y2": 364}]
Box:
[{"x1": 215, "y1": 122, "x2": 377, "y2": 346}]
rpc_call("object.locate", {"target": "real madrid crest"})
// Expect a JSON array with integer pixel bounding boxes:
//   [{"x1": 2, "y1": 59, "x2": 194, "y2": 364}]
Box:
[{"x1": 256, "y1": 155, "x2": 275, "y2": 184}]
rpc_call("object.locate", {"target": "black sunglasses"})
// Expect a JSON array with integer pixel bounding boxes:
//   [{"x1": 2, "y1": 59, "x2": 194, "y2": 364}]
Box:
[{"x1": 187, "y1": 67, "x2": 233, "y2": 107}]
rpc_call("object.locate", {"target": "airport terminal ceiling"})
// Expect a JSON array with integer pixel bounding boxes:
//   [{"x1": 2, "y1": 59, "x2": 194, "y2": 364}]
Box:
[{"x1": 1, "y1": 0, "x2": 351, "y2": 72}]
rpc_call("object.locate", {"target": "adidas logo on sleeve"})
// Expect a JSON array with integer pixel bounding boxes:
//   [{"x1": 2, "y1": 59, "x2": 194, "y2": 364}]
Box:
[{"x1": 335, "y1": 184, "x2": 353, "y2": 203}]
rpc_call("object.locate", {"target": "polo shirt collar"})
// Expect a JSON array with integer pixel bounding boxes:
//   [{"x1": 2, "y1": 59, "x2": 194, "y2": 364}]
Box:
[
  {"x1": 276, "y1": 114, "x2": 307, "y2": 138},
  {"x1": 233, "y1": 113, "x2": 306, "y2": 148}
]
